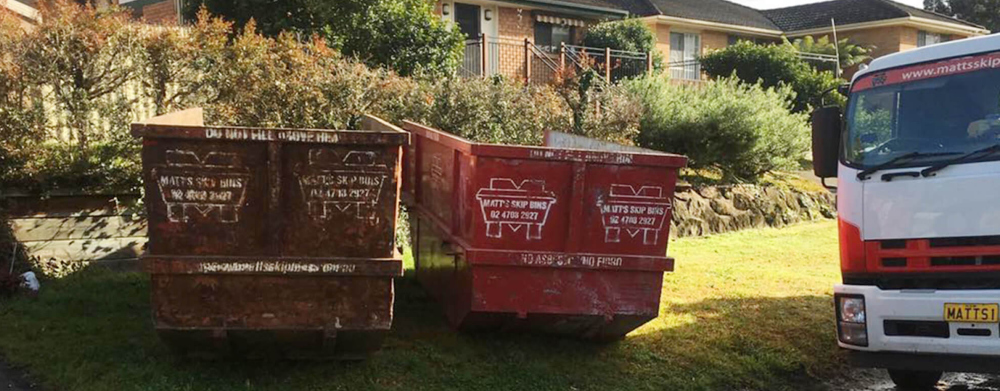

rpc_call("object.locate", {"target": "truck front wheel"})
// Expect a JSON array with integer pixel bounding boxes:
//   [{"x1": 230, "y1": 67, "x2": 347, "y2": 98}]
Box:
[{"x1": 887, "y1": 369, "x2": 943, "y2": 390}]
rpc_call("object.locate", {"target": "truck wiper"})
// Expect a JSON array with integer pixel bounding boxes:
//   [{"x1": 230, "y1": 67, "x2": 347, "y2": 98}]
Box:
[
  {"x1": 921, "y1": 144, "x2": 1000, "y2": 177},
  {"x1": 856, "y1": 151, "x2": 959, "y2": 180}
]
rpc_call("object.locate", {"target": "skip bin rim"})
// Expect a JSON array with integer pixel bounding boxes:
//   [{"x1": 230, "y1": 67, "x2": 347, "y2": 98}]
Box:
[
  {"x1": 133, "y1": 114, "x2": 409, "y2": 146},
  {"x1": 402, "y1": 120, "x2": 686, "y2": 168}
]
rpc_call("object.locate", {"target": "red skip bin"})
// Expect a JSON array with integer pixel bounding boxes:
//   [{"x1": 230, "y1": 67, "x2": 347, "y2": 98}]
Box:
[{"x1": 403, "y1": 122, "x2": 687, "y2": 339}]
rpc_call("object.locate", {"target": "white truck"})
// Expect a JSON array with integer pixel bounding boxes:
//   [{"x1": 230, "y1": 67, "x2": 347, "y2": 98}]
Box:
[{"x1": 812, "y1": 33, "x2": 1000, "y2": 389}]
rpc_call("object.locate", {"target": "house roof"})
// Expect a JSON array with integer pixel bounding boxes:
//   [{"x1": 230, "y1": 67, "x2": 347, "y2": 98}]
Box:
[
  {"x1": 761, "y1": 0, "x2": 986, "y2": 32},
  {"x1": 640, "y1": 0, "x2": 781, "y2": 30},
  {"x1": 509, "y1": 0, "x2": 986, "y2": 34}
]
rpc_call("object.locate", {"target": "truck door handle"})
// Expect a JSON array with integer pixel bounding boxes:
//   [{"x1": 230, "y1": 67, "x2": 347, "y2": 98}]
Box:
[{"x1": 881, "y1": 171, "x2": 921, "y2": 182}]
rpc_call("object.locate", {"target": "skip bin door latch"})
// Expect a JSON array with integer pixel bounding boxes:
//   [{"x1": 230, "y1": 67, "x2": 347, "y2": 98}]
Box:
[{"x1": 441, "y1": 240, "x2": 462, "y2": 273}]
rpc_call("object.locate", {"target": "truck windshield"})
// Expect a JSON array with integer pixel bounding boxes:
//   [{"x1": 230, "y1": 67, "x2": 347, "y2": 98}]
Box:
[{"x1": 845, "y1": 53, "x2": 1000, "y2": 169}]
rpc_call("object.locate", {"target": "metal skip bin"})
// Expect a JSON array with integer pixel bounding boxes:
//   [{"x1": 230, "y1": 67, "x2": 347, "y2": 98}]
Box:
[
  {"x1": 132, "y1": 108, "x2": 407, "y2": 359},
  {"x1": 402, "y1": 122, "x2": 688, "y2": 339}
]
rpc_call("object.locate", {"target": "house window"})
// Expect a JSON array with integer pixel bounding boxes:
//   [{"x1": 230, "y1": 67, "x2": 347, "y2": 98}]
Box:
[
  {"x1": 918, "y1": 30, "x2": 945, "y2": 47},
  {"x1": 670, "y1": 32, "x2": 701, "y2": 80},
  {"x1": 535, "y1": 23, "x2": 574, "y2": 51}
]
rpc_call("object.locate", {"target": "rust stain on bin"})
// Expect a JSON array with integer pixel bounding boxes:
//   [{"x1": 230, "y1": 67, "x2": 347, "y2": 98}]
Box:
[
  {"x1": 133, "y1": 109, "x2": 407, "y2": 359},
  {"x1": 402, "y1": 121, "x2": 687, "y2": 339}
]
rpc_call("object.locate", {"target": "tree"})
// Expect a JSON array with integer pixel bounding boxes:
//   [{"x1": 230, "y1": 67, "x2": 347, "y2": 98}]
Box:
[
  {"x1": 583, "y1": 19, "x2": 664, "y2": 70},
  {"x1": 790, "y1": 35, "x2": 872, "y2": 71},
  {"x1": 186, "y1": 0, "x2": 464, "y2": 76},
  {"x1": 925, "y1": 0, "x2": 1000, "y2": 33},
  {"x1": 700, "y1": 41, "x2": 843, "y2": 113}
]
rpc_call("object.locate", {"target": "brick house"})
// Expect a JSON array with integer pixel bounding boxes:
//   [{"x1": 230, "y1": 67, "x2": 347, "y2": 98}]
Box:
[
  {"x1": 118, "y1": 0, "x2": 181, "y2": 24},
  {"x1": 437, "y1": 0, "x2": 988, "y2": 81}
]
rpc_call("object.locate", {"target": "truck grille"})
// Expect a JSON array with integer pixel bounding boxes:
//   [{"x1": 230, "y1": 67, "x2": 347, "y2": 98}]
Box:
[
  {"x1": 883, "y1": 320, "x2": 949, "y2": 338},
  {"x1": 869, "y1": 236, "x2": 1000, "y2": 274},
  {"x1": 844, "y1": 272, "x2": 1000, "y2": 290}
]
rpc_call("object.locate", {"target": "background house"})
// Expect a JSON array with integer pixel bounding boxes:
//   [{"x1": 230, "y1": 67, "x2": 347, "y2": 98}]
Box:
[{"x1": 437, "y1": 0, "x2": 988, "y2": 81}]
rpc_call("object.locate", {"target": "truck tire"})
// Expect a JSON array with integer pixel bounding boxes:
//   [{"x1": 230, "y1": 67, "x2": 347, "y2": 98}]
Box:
[{"x1": 887, "y1": 369, "x2": 943, "y2": 390}]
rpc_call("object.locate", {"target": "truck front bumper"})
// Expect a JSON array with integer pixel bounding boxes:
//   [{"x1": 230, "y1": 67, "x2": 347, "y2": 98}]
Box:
[{"x1": 836, "y1": 284, "x2": 1000, "y2": 366}]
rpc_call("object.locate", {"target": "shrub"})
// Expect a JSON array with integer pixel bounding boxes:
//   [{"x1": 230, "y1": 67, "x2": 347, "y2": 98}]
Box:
[
  {"x1": 789, "y1": 35, "x2": 872, "y2": 72},
  {"x1": 583, "y1": 19, "x2": 654, "y2": 53},
  {"x1": 583, "y1": 18, "x2": 663, "y2": 68},
  {"x1": 187, "y1": 0, "x2": 464, "y2": 76},
  {"x1": 553, "y1": 68, "x2": 640, "y2": 145},
  {"x1": 0, "y1": 2, "x2": 642, "y2": 195},
  {"x1": 629, "y1": 75, "x2": 810, "y2": 181},
  {"x1": 0, "y1": 1, "x2": 143, "y2": 193},
  {"x1": 699, "y1": 41, "x2": 843, "y2": 113},
  {"x1": 422, "y1": 76, "x2": 562, "y2": 145}
]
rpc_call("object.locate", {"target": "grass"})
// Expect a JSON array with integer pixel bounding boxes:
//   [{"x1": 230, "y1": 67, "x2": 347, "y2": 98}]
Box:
[{"x1": 0, "y1": 220, "x2": 845, "y2": 391}]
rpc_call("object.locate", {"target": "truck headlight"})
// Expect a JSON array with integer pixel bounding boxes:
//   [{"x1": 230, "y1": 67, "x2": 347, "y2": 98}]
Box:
[
  {"x1": 836, "y1": 294, "x2": 868, "y2": 346},
  {"x1": 839, "y1": 296, "x2": 866, "y2": 323}
]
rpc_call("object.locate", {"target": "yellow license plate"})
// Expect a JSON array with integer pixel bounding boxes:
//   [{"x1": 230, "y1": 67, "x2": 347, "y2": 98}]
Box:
[{"x1": 944, "y1": 303, "x2": 999, "y2": 323}]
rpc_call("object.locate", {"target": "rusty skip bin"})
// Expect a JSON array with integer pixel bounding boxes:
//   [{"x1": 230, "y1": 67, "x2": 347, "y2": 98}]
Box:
[
  {"x1": 132, "y1": 108, "x2": 407, "y2": 359},
  {"x1": 403, "y1": 122, "x2": 687, "y2": 340}
]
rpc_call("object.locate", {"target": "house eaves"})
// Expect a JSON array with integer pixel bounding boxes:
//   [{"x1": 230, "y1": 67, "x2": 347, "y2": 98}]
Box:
[
  {"x1": 784, "y1": 16, "x2": 990, "y2": 37},
  {"x1": 639, "y1": 15, "x2": 784, "y2": 37}
]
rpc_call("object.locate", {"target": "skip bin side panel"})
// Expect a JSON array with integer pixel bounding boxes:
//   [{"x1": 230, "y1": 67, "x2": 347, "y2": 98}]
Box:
[
  {"x1": 471, "y1": 266, "x2": 662, "y2": 318},
  {"x1": 468, "y1": 157, "x2": 573, "y2": 252},
  {"x1": 417, "y1": 138, "x2": 456, "y2": 231},
  {"x1": 581, "y1": 164, "x2": 680, "y2": 258},
  {"x1": 281, "y1": 143, "x2": 401, "y2": 258},
  {"x1": 151, "y1": 274, "x2": 395, "y2": 330},
  {"x1": 142, "y1": 139, "x2": 268, "y2": 256}
]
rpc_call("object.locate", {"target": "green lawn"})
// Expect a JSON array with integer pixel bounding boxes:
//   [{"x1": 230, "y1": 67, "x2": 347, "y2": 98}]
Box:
[{"x1": 0, "y1": 220, "x2": 845, "y2": 391}]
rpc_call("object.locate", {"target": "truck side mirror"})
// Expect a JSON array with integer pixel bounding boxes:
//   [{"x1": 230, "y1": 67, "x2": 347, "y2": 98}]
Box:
[
  {"x1": 812, "y1": 106, "x2": 842, "y2": 179},
  {"x1": 837, "y1": 83, "x2": 850, "y2": 97}
]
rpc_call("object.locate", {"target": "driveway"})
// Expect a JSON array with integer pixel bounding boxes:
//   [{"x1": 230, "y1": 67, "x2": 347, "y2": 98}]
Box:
[
  {"x1": 0, "y1": 359, "x2": 36, "y2": 391},
  {"x1": 836, "y1": 369, "x2": 1000, "y2": 390}
]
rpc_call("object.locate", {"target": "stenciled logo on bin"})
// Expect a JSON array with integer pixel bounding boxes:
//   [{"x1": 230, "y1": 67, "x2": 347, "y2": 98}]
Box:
[
  {"x1": 296, "y1": 149, "x2": 389, "y2": 223},
  {"x1": 153, "y1": 150, "x2": 251, "y2": 224},
  {"x1": 596, "y1": 184, "x2": 671, "y2": 245},
  {"x1": 475, "y1": 178, "x2": 557, "y2": 240}
]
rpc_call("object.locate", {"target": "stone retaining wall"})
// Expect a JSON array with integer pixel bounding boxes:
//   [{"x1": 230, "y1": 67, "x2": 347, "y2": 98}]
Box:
[{"x1": 670, "y1": 185, "x2": 836, "y2": 238}]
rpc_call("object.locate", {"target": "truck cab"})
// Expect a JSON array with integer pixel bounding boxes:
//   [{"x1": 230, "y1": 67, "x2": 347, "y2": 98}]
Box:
[{"x1": 812, "y1": 34, "x2": 1000, "y2": 389}]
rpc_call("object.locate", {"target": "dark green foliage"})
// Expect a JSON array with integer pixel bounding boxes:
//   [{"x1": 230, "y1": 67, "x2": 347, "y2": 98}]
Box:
[
  {"x1": 700, "y1": 41, "x2": 844, "y2": 113},
  {"x1": 186, "y1": 0, "x2": 465, "y2": 76},
  {"x1": 629, "y1": 75, "x2": 810, "y2": 181},
  {"x1": 925, "y1": 0, "x2": 999, "y2": 33},
  {"x1": 583, "y1": 19, "x2": 663, "y2": 68}
]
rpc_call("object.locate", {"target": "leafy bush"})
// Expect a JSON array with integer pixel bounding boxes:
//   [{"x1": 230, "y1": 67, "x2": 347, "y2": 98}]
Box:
[
  {"x1": 583, "y1": 19, "x2": 663, "y2": 69},
  {"x1": 700, "y1": 41, "x2": 843, "y2": 113},
  {"x1": 789, "y1": 35, "x2": 872, "y2": 72},
  {"x1": 420, "y1": 76, "x2": 563, "y2": 145},
  {"x1": 187, "y1": 0, "x2": 464, "y2": 76},
  {"x1": 0, "y1": 1, "x2": 143, "y2": 194},
  {"x1": 629, "y1": 75, "x2": 809, "y2": 181},
  {"x1": 0, "y1": 2, "x2": 643, "y2": 195},
  {"x1": 583, "y1": 19, "x2": 654, "y2": 53},
  {"x1": 552, "y1": 69, "x2": 640, "y2": 145}
]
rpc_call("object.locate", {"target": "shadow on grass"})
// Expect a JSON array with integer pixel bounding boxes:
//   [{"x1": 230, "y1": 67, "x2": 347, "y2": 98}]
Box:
[{"x1": 0, "y1": 267, "x2": 845, "y2": 391}]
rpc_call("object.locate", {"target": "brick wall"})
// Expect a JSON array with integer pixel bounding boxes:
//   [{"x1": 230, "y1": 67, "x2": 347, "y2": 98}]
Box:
[
  {"x1": 652, "y1": 23, "x2": 671, "y2": 61},
  {"x1": 498, "y1": 6, "x2": 532, "y2": 41},
  {"x1": 142, "y1": 0, "x2": 177, "y2": 24},
  {"x1": 898, "y1": 26, "x2": 918, "y2": 51},
  {"x1": 701, "y1": 30, "x2": 729, "y2": 54},
  {"x1": 494, "y1": 7, "x2": 532, "y2": 82}
]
